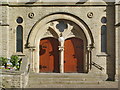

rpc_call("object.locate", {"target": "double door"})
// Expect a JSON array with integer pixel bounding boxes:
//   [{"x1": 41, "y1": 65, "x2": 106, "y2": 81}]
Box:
[{"x1": 39, "y1": 37, "x2": 84, "y2": 73}]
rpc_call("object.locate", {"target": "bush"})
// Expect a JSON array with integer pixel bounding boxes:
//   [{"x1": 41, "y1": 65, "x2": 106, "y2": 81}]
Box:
[
  {"x1": 0, "y1": 55, "x2": 22, "y2": 70},
  {"x1": 0, "y1": 57, "x2": 8, "y2": 68},
  {"x1": 10, "y1": 55, "x2": 19, "y2": 67}
]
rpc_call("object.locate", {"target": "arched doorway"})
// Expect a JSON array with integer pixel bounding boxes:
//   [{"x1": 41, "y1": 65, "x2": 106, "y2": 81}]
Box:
[
  {"x1": 27, "y1": 13, "x2": 94, "y2": 73},
  {"x1": 64, "y1": 38, "x2": 84, "y2": 73},
  {"x1": 39, "y1": 37, "x2": 59, "y2": 73}
]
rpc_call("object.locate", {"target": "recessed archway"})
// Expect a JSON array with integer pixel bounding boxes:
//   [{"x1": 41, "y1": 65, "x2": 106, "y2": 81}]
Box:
[{"x1": 27, "y1": 13, "x2": 94, "y2": 73}]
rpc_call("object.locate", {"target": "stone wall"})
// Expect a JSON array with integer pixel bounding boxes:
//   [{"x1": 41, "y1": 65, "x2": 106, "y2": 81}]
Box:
[
  {"x1": 0, "y1": 57, "x2": 29, "y2": 88},
  {"x1": 0, "y1": 1, "x2": 119, "y2": 82},
  {"x1": 0, "y1": 71, "x2": 29, "y2": 88},
  {"x1": 115, "y1": 2, "x2": 120, "y2": 81},
  {"x1": 0, "y1": 5, "x2": 10, "y2": 58}
]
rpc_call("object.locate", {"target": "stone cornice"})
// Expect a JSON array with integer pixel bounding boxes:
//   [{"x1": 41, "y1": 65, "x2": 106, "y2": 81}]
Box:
[{"x1": 0, "y1": 1, "x2": 117, "y2": 6}]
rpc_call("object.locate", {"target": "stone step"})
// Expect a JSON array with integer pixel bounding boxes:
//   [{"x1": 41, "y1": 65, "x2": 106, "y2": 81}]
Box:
[
  {"x1": 29, "y1": 77, "x2": 101, "y2": 82},
  {"x1": 26, "y1": 72, "x2": 118, "y2": 88},
  {"x1": 29, "y1": 73, "x2": 104, "y2": 78},
  {"x1": 28, "y1": 80, "x2": 101, "y2": 84},
  {"x1": 28, "y1": 73, "x2": 104, "y2": 85},
  {"x1": 27, "y1": 83, "x2": 117, "y2": 88},
  {"x1": 27, "y1": 81, "x2": 118, "y2": 88}
]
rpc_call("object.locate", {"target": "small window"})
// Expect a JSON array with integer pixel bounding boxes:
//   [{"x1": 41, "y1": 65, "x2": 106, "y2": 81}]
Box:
[
  {"x1": 16, "y1": 25, "x2": 23, "y2": 52},
  {"x1": 101, "y1": 25, "x2": 107, "y2": 52},
  {"x1": 16, "y1": 17, "x2": 23, "y2": 24},
  {"x1": 101, "y1": 17, "x2": 107, "y2": 23},
  {"x1": 56, "y1": 21, "x2": 68, "y2": 32}
]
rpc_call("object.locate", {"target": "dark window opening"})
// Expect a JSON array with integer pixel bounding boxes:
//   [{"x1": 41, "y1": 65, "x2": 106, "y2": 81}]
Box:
[
  {"x1": 56, "y1": 21, "x2": 68, "y2": 32},
  {"x1": 16, "y1": 25, "x2": 23, "y2": 52},
  {"x1": 101, "y1": 25, "x2": 107, "y2": 52}
]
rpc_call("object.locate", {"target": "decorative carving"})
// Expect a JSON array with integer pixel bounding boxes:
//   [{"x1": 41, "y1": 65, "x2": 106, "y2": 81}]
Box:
[
  {"x1": 56, "y1": 21, "x2": 68, "y2": 32},
  {"x1": 71, "y1": 29, "x2": 79, "y2": 36},
  {"x1": 50, "y1": 22, "x2": 54, "y2": 26},
  {"x1": 58, "y1": 46, "x2": 64, "y2": 51},
  {"x1": 87, "y1": 44, "x2": 94, "y2": 51},
  {"x1": 87, "y1": 12, "x2": 93, "y2": 18},
  {"x1": 68, "y1": 32, "x2": 74, "y2": 36},
  {"x1": 28, "y1": 12, "x2": 34, "y2": 19},
  {"x1": 43, "y1": 30, "x2": 51, "y2": 36}
]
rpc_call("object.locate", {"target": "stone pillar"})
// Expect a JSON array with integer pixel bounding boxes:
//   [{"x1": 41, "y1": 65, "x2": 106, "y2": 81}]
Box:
[
  {"x1": 115, "y1": 26, "x2": 119, "y2": 81},
  {"x1": 115, "y1": 3, "x2": 120, "y2": 81},
  {"x1": 87, "y1": 46, "x2": 92, "y2": 72},
  {"x1": 59, "y1": 41, "x2": 64, "y2": 73},
  {"x1": 58, "y1": 36, "x2": 65, "y2": 73},
  {"x1": 29, "y1": 47, "x2": 36, "y2": 72}
]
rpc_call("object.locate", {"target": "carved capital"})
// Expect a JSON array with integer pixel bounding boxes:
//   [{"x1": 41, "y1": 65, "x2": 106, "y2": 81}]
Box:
[
  {"x1": 58, "y1": 46, "x2": 64, "y2": 51},
  {"x1": 87, "y1": 44, "x2": 94, "y2": 51}
]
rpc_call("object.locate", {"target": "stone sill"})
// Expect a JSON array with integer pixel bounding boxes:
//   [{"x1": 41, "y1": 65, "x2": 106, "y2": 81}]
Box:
[
  {"x1": 13, "y1": 52, "x2": 25, "y2": 56},
  {"x1": 96, "y1": 53, "x2": 110, "y2": 57}
]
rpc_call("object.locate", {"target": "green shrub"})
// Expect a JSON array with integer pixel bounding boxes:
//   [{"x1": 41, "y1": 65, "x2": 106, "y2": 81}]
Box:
[
  {"x1": 0, "y1": 55, "x2": 21, "y2": 70},
  {"x1": 0, "y1": 57, "x2": 8, "y2": 68},
  {"x1": 10, "y1": 55, "x2": 19, "y2": 67}
]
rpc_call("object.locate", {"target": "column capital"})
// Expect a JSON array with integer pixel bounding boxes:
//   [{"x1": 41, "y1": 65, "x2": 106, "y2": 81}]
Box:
[
  {"x1": 87, "y1": 44, "x2": 94, "y2": 51},
  {"x1": 58, "y1": 46, "x2": 64, "y2": 51},
  {"x1": 28, "y1": 46, "x2": 36, "y2": 51}
]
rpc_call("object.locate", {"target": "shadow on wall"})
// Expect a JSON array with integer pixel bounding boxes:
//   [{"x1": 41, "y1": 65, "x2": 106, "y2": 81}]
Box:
[{"x1": 106, "y1": 3, "x2": 116, "y2": 81}]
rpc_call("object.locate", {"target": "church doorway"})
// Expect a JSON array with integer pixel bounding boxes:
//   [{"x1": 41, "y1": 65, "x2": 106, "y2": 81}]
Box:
[
  {"x1": 39, "y1": 37, "x2": 59, "y2": 73},
  {"x1": 64, "y1": 37, "x2": 84, "y2": 73}
]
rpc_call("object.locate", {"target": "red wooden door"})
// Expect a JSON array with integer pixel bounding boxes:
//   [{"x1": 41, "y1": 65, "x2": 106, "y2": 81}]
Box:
[
  {"x1": 64, "y1": 38, "x2": 84, "y2": 73},
  {"x1": 39, "y1": 37, "x2": 59, "y2": 73}
]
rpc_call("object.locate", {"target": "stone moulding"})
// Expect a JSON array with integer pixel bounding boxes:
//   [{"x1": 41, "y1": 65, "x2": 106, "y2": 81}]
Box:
[
  {"x1": 26, "y1": 13, "x2": 94, "y2": 73},
  {"x1": 27, "y1": 13, "x2": 94, "y2": 47},
  {"x1": 1, "y1": 70, "x2": 29, "y2": 88}
]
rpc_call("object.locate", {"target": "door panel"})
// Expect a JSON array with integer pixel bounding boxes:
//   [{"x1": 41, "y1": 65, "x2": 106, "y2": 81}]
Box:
[
  {"x1": 64, "y1": 38, "x2": 84, "y2": 73},
  {"x1": 40, "y1": 37, "x2": 59, "y2": 72}
]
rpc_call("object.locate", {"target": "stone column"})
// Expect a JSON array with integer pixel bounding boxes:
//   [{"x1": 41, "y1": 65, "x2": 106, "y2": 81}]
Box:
[
  {"x1": 29, "y1": 47, "x2": 36, "y2": 72},
  {"x1": 87, "y1": 46, "x2": 92, "y2": 72},
  {"x1": 59, "y1": 42, "x2": 64, "y2": 73},
  {"x1": 115, "y1": 3, "x2": 120, "y2": 81},
  {"x1": 58, "y1": 37, "x2": 65, "y2": 73}
]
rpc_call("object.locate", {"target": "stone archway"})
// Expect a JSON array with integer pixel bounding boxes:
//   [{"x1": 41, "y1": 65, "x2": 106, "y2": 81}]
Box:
[{"x1": 27, "y1": 13, "x2": 94, "y2": 73}]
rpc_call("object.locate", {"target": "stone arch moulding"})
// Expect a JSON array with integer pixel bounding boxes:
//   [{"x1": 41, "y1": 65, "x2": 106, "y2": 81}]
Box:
[
  {"x1": 27, "y1": 13, "x2": 94, "y2": 48},
  {"x1": 27, "y1": 13, "x2": 94, "y2": 73}
]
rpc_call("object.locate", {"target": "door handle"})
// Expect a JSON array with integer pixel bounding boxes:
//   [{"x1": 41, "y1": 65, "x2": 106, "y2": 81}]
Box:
[{"x1": 64, "y1": 61, "x2": 66, "y2": 63}]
